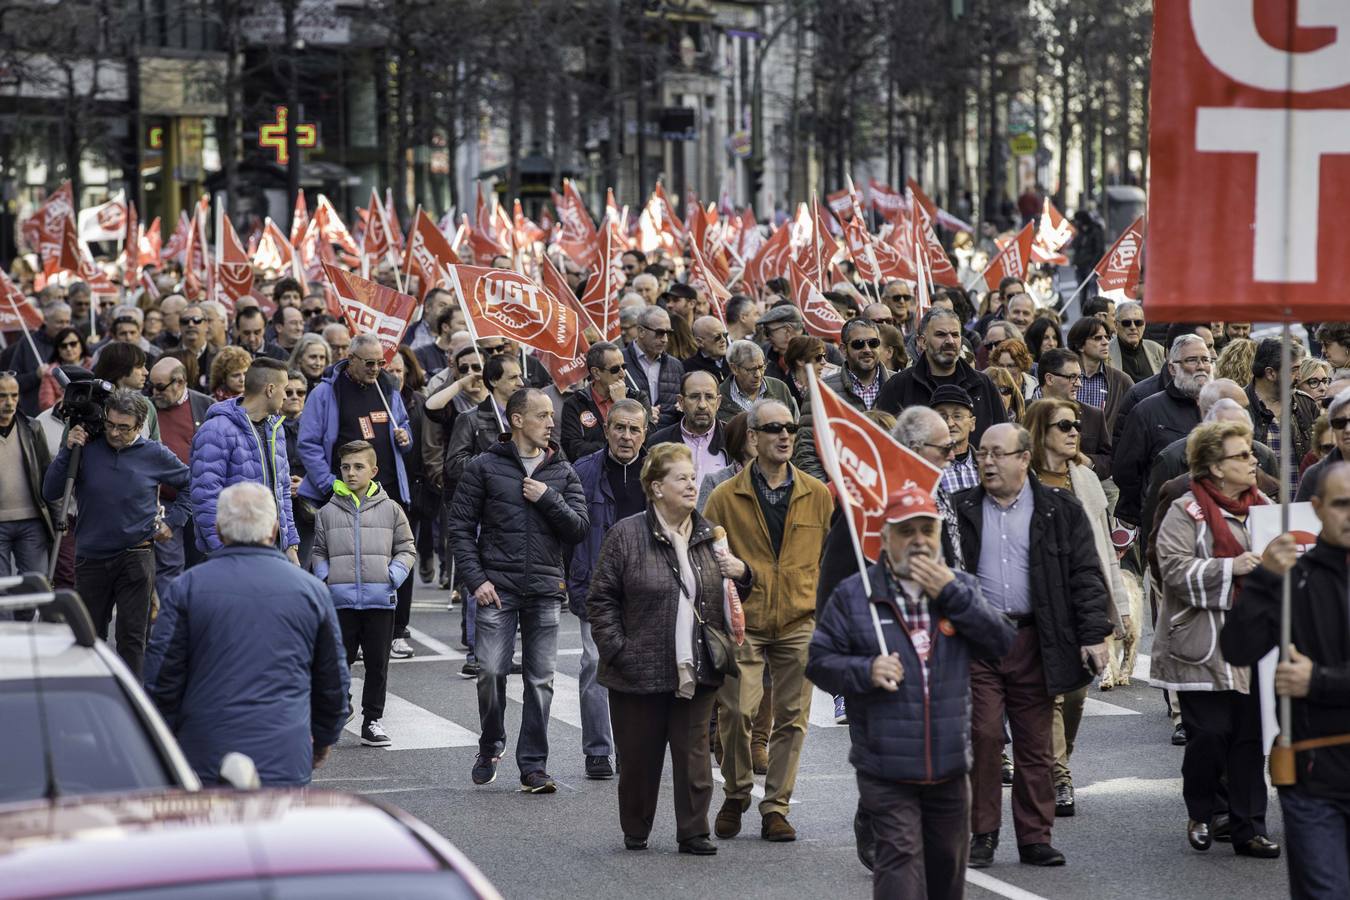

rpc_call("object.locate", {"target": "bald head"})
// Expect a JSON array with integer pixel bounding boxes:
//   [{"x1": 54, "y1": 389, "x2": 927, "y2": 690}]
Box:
[
  {"x1": 1198, "y1": 378, "x2": 1248, "y2": 417},
  {"x1": 148, "y1": 357, "x2": 188, "y2": 407}
]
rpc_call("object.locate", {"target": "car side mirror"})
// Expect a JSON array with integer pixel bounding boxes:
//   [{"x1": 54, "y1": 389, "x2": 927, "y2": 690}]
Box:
[{"x1": 219, "y1": 752, "x2": 260, "y2": 790}]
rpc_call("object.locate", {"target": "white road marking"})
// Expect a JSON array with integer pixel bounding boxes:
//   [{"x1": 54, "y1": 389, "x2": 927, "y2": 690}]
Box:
[
  {"x1": 1082, "y1": 697, "x2": 1140, "y2": 717},
  {"x1": 345, "y1": 676, "x2": 479, "y2": 750},
  {"x1": 407, "y1": 626, "x2": 464, "y2": 660},
  {"x1": 710, "y1": 764, "x2": 766, "y2": 801},
  {"x1": 505, "y1": 667, "x2": 584, "y2": 730},
  {"x1": 808, "y1": 687, "x2": 843, "y2": 728},
  {"x1": 965, "y1": 870, "x2": 1053, "y2": 900}
]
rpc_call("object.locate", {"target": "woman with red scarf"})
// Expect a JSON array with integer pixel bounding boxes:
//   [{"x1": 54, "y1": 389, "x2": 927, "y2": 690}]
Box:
[{"x1": 1152, "y1": 420, "x2": 1281, "y2": 861}]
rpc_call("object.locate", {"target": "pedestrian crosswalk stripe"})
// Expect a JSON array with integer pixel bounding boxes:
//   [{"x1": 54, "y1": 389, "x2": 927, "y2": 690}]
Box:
[
  {"x1": 965, "y1": 870, "x2": 1052, "y2": 900},
  {"x1": 407, "y1": 626, "x2": 463, "y2": 660},
  {"x1": 346, "y1": 676, "x2": 479, "y2": 749},
  {"x1": 1082, "y1": 697, "x2": 1140, "y2": 717},
  {"x1": 808, "y1": 687, "x2": 842, "y2": 728},
  {"x1": 505, "y1": 668, "x2": 585, "y2": 730}
]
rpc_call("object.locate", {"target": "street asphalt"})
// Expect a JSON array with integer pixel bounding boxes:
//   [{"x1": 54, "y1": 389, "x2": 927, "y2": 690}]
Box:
[{"x1": 314, "y1": 584, "x2": 1292, "y2": 900}]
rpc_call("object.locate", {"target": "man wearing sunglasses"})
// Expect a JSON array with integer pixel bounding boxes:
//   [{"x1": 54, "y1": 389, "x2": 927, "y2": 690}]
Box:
[
  {"x1": 562, "y1": 341, "x2": 649, "y2": 462},
  {"x1": 42, "y1": 389, "x2": 192, "y2": 677},
  {"x1": 1038, "y1": 349, "x2": 1112, "y2": 479},
  {"x1": 703, "y1": 399, "x2": 833, "y2": 844},
  {"x1": 683, "y1": 315, "x2": 732, "y2": 382},
  {"x1": 824, "y1": 319, "x2": 892, "y2": 413},
  {"x1": 623, "y1": 306, "x2": 684, "y2": 429},
  {"x1": 1109, "y1": 301, "x2": 1165, "y2": 384},
  {"x1": 176, "y1": 303, "x2": 218, "y2": 391},
  {"x1": 1297, "y1": 388, "x2": 1350, "y2": 502}
]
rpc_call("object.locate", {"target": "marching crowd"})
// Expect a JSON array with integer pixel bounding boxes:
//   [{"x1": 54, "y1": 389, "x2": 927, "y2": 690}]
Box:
[{"x1": 4, "y1": 247, "x2": 1350, "y2": 899}]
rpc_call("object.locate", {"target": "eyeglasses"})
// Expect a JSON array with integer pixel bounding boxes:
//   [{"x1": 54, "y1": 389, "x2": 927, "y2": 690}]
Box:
[
  {"x1": 599, "y1": 363, "x2": 626, "y2": 375},
  {"x1": 753, "y1": 421, "x2": 800, "y2": 435},
  {"x1": 181, "y1": 316, "x2": 204, "y2": 325},
  {"x1": 1048, "y1": 371, "x2": 1083, "y2": 384},
  {"x1": 640, "y1": 325, "x2": 674, "y2": 338},
  {"x1": 733, "y1": 363, "x2": 766, "y2": 374},
  {"x1": 975, "y1": 447, "x2": 1026, "y2": 461},
  {"x1": 868, "y1": 316, "x2": 894, "y2": 326},
  {"x1": 1179, "y1": 356, "x2": 1215, "y2": 367},
  {"x1": 1118, "y1": 319, "x2": 1145, "y2": 328},
  {"x1": 936, "y1": 409, "x2": 973, "y2": 423},
  {"x1": 59, "y1": 340, "x2": 81, "y2": 349},
  {"x1": 351, "y1": 356, "x2": 384, "y2": 369},
  {"x1": 457, "y1": 363, "x2": 484, "y2": 375},
  {"x1": 149, "y1": 378, "x2": 182, "y2": 393},
  {"x1": 1050, "y1": 419, "x2": 1083, "y2": 434},
  {"x1": 102, "y1": 419, "x2": 138, "y2": 435},
  {"x1": 1330, "y1": 417, "x2": 1350, "y2": 431},
  {"x1": 479, "y1": 344, "x2": 508, "y2": 355},
  {"x1": 810, "y1": 354, "x2": 826, "y2": 364},
  {"x1": 849, "y1": 338, "x2": 882, "y2": 351},
  {"x1": 708, "y1": 332, "x2": 729, "y2": 343},
  {"x1": 284, "y1": 388, "x2": 308, "y2": 398},
  {"x1": 923, "y1": 440, "x2": 958, "y2": 456},
  {"x1": 1221, "y1": 449, "x2": 1256, "y2": 462},
  {"x1": 1301, "y1": 377, "x2": 1332, "y2": 389},
  {"x1": 997, "y1": 386, "x2": 1015, "y2": 397}
]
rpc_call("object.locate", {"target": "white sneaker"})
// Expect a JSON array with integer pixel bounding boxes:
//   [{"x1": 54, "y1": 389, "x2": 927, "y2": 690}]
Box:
[{"x1": 390, "y1": 637, "x2": 414, "y2": 659}]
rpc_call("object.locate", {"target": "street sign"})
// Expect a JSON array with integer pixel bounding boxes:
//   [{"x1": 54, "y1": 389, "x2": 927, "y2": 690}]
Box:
[
  {"x1": 1147, "y1": 1, "x2": 1350, "y2": 322},
  {"x1": 1009, "y1": 133, "x2": 1037, "y2": 157}
]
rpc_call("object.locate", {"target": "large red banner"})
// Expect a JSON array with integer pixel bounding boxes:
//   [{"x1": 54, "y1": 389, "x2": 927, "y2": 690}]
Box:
[
  {"x1": 322, "y1": 263, "x2": 418, "y2": 364},
  {"x1": 1148, "y1": 1, "x2": 1350, "y2": 322}
]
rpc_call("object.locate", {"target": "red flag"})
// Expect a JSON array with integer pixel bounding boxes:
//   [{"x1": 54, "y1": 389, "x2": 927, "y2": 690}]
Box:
[
  {"x1": 404, "y1": 208, "x2": 462, "y2": 299},
  {"x1": 1033, "y1": 198, "x2": 1075, "y2": 266},
  {"x1": 163, "y1": 211, "x2": 191, "y2": 265},
  {"x1": 315, "y1": 194, "x2": 359, "y2": 256},
  {"x1": 540, "y1": 254, "x2": 600, "y2": 335},
  {"x1": 214, "y1": 212, "x2": 255, "y2": 309},
  {"x1": 21, "y1": 181, "x2": 74, "y2": 275},
  {"x1": 552, "y1": 180, "x2": 600, "y2": 269},
  {"x1": 869, "y1": 180, "x2": 906, "y2": 220},
  {"x1": 825, "y1": 187, "x2": 856, "y2": 225},
  {"x1": 743, "y1": 222, "x2": 792, "y2": 294},
  {"x1": 289, "y1": 192, "x2": 310, "y2": 246},
  {"x1": 445, "y1": 264, "x2": 587, "y2": 359},
  {"x1": 55, "y1": 215, "x2": 118, "y2": 300},
  {"x1": 1094, "y1": 216, "x2": 1145, "y2": 302},
  {"x1": 361, "y1": 189, "x2": 401, "y2": 275},
  {"x1": 978, "y1": 222, "x2": 1035, "y2": 292},
  {"x1": 384, "y1": 188, "x2": 405, "y2": 253},
  {"x1": 253, "y1": 217, "x2": 296, "y2": 273},
  {"x1": 906, "y1": 178, "x2": 938, "y2": 223},
  {"x1": 843, "y1": 213, "x2": 914, "y2": 283},
  {"x1": 141, "y1": 217, "x2": 162, "y2": 268},
  {"x1": 0, "y1": 270, "x2": 43, "y2": 332},
  {"x1": 322, "y1": 263, "x2": 418, "y2": 364},
  {"x1": 787, "y1": 257, "x2": 846, "y2": 341},
  {"x1": 914, "y1": 214, "x2": 960, "y2": 288},
  {"x1": 652, "y1": 182, "x2": 685, "y2": 238},
  {"x1": 686, "y1": 241, "x2": 732, "y2": 323},
  {"x1": 512, "y1": 199, "x2": 546, "y2": 249},
  {"x1": 809, "y1": 374, "x2": 942, "y2": 561},
  {"x1": 181, "y1": 198, "x2": 210, "y2": 300},
  {"x1": 121, "y1": 201, "x2": 140, "y2": 289},
  {"x1": 534, "y1": 259, "x2": 594, "y2": 390},
  {"x1": 578, "y1": 226, "x2": 624, "y2": 342}
]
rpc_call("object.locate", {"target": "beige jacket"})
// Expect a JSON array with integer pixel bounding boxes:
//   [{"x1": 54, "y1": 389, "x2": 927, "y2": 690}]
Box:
[
  {"x1": 1068, "y1": 463, "x2": 1128, "y2": 627},
  {"x1": 1149, "y1": 489, "x2": 1266, "y2": 693}
]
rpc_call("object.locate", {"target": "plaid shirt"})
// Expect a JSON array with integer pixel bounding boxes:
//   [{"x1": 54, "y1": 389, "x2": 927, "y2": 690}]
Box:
[
  {"x1": 751, "y1": 461, "x2": 794, "y2": 506},
  {"x1": 940, "y1": 450, "x2": 981, "y2": 494},
  {"x1": 886, "y1": 568, "x2": 933, "y2": 690},
  {"x1": 1076, "y1": 369, "x2": 1109, "y2": 410},
  {"x1": 846, "y1": 367, "x2": 884, "y2": 410}
]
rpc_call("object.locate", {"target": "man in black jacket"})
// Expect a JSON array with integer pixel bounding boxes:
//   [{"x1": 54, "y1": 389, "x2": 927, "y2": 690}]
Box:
[
  {"x1": 561, "y1": 341, "x2": 648, "y2": 462},
  {"x1": 683, "y1": 315, "x2": 732, "y2": 382},
  {"x1": 1247, "y1": 338, "x2": 1320, "y2": 493},
  {"x1": 448, "y1": 388, "x2": 588, "y2": 795},
  {"x1": 1112, "y1": 334, "x2": 1211, "y2": 526},
  {"x1": 646, "y1": 370, "x2": 728, "y2": 482},
  {"x1": 1221, "y1": 462, "x2": 1350, "y2": 898},
  {"x1": 955, "y1": 423, "x2": 1112, "y2": 869},
  {"x1": 624, "y1": 306, "x2": 684, "y2": 429},
  {"x1": 877, "y1": 307, "x2": 1005, "y2": 446}
]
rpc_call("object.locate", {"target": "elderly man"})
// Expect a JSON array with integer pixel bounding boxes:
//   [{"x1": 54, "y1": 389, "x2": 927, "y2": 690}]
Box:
[
  {"x1": 810, "y1": 485, "x2": 1014, "y2": 898},
  {"x1": 1005, "y1": 293, "x2": 1037, "y2": 332},
  {"x1": 561, "y1": 341, "x2": 647, "y2": 461},
  {"x1": 567, "y1": 398, "x2": 649, "y2": 782},
  {"x1": 880, "y1": 280, "x2": 914, "y2": 333},
  {"x1": 1298, "y1": 387, "x2": 1350, "y2": 501},
  {"x1": 759, "y1": 305, "x2": 806, "y2": 384},
  {"x1": 321, "y1": 322, "x2": 352, "y2": 361},
  {"x1": 704, "y1": 399, "x2": 833, "y2": 843},
  {"x1": 9, "y1": 301, "x2": 72, "y2": 414},
  {"x1": 623, "y1": 306, "x2": 683, "y2": 429},
  {"x1": 647, "y1": 370, "x2": 728, "y2": 482},
  {"x1": 932, "y1": 385, "x2": 981, "y2": 494},
  {"x1": 1109, "y1": 301, "x2": 1165, "y2": 383},
  {"x1": 1113, "y1": 334, "x2": 1212, "y2": 526},
  {"x1": 142, "y1": 482, "x2": 349, "y2": 786},
  {"x1": 726, "y1": 294, "x2": 761, "y2": 343},
  {"x1": 824, "y1": 318, "x2": 892, "y2": 412},
  {"x1": 861, "y1": 303, "x2": 896, "y2": 329},
  {"x1": 176, "y1": 304, "x2": 217, "y2": 390},
  {"x1": 956, "y1": 424, "x2": 1113, "y2": 868},
  {"x1": 718, "y1": 339, "x2": 799, "y2": 423},
  {"x1": 632, "y1": 272, "x2": 660, "y2": 305},
  {"x1": 154, "y1": 294, "x2": 188, "y2": 350},
  {"x1": 148, "y1": 358, "x2": 213, "y2": 595},
  {"x1": 684, "y1": 315, "x2": 731, "y2": 381},
  {"x1": 878, "y1": 308, "x2": 1006, "y2": 445}
]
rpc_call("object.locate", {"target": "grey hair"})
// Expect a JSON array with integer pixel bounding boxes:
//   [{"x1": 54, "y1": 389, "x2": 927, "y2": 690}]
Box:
[
  {"x1": 748, "y1": 398, "x2": 793, "y2": 428},
  {"x1": 105, "y1": 388, "x2": 148, "y2": 427},
  {"x1": 44, "y1": 301, "x2": 71, "y2": 320},
  {"x1": 726, "y1": 339, "x2": 764, "y2": 368},
  {"x1": 619, "y1": 306, "x2": 642, "y2": 326},
  {"x1": 1329, "y1": 386, "x2": 1350, "y2": 418},
  {"x1": 1116, "y1": 300, "x2": 1144, "y2": 319},
  {"x1": 985, "y1": 320, "x2": 1024, "y2": 343},
  {"x1": 288, "y1": 333, "x2": 331, "y2": 367},
  {"x1": 1197, "y1": 378, "x2": 1244, "y2": 417},
  {"x1": 199, "y1": 299, "x2": 227, "y2": 320},
  {"x1": 892, "y1": 406, "x2": 946, "y2": 450},
  {"x1": 608, "y1": 398, "x2": 647, "y2": 423},
  {"x1": 1203, "y1": 397, "x2": 1248, "y2": 424},
  {"x1": 636, "y1": 305, "x2": 669, "y2": 329},
  {"x1": 112, "y1": 304, "x2": 143, "y2": 325},
  {"x1": 217, "y1": 482, "x2": 278, "y2": 546},
  {"x1": 350, "y1": 333, "x2": 383, "y2": 356},
  {"x1": 1168, "y1": 333, "x2": 1208, "y2": 362}
]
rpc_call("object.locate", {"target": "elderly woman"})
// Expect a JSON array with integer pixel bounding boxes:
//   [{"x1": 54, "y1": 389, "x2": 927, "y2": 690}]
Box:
[
  {"x1": 1294, "y1": 357, "x2": 1333, "y2": 404},
  {"x1": 209, "y1": 345, "x2": 252, "y2": 401},
  {"x1": 1301, "y1": 414, "x2": 1334, "y2": 476},
  {"x1": 984, "y1": 365, "x2": 1026, "y2": 423},
  {"x1": 1152, "y1": 420, "x2": 1279, "y2": 859},
  {"x1": 587, "y1": 443, "x2": 753, "y2": 855},
  {"x1": 289, "y1": 333, "x2": 332, "y2": 393},
  {"x1": 992, "y1": 338, "x2": 1038, "y2": 400},
  {"x1": 1025, "y1": 398, "x2": 1130, "y2": 816}
]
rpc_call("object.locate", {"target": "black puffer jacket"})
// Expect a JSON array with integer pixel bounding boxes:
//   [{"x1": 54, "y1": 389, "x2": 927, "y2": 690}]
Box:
[
  {"x1": 954, "y1": 478, "x2": 1113, "y2": 696},
  {"x1": 443, "y1": 397, "x2": 505, "y2": 496},
  {"x1": 1111, "y1": 376, "x2": 1199, "y2": 525},
  {"x1": 875, "y1": 354, "x2": 1007, "y2": 447},
  {"x1": 447, "y1": 437, "x2": 588, "y2": 601},
  {"x1": 586, "y1": 508, "x2": 753, "y2": 694}
]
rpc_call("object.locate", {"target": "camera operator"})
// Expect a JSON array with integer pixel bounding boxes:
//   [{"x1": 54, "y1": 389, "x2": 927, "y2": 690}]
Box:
[{"x1": 42, "y1": 388, "x2": 192, "y2": 677}]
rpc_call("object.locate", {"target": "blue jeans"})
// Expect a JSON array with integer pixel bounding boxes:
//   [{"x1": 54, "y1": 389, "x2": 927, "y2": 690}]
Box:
[
  {"x1": 0, "y1": 519, "x2": 50, "y2": 620},
  {"x1": 1280, "y1": 786, "x2": 1350, "y2": 899},
  {"x1": 475, "y1": 595, "x2": 560, "y2": 776},
  {"x1": 578, "y1": 619, "x2": 613, "y2": 758},
  {"x1": 153, "y1": 523, "x2": 186, "y2": 601}
]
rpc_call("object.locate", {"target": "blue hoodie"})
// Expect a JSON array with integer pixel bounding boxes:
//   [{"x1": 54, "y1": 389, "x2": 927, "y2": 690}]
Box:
[
  {"x1": 43, "y1": 435, "x2": 192, "y2": 559},
  {"x1": 296, "y1": 360, "x2": 411, "y2": 505}
]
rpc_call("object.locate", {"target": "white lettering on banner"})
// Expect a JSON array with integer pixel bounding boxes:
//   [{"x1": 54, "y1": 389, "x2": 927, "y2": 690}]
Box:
[
  {"x1": 1197, "y1": 108, "x2": 1350, "y2": 282},
  {"x1": 1190, "y1": 0, "x2": 1350, "y2": 93}
]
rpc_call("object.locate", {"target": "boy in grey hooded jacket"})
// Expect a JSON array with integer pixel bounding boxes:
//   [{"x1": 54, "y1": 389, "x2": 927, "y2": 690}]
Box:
[{"x1": 313, "y1": 440, "x2": 416, "y2": 748}]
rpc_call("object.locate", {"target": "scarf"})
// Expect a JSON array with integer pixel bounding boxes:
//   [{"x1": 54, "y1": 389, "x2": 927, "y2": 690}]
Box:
[
  {"x1": 654, "y1": 506, "x2": 698, "y2": 699},
  {"x1": 1191, "y1": 476, "x2": 1266, "y2": 559}
]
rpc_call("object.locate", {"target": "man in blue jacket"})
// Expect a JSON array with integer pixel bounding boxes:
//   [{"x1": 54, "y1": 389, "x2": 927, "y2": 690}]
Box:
[
  {"x1": 567, "y1": 398, "x2": 648, "y2": 781},
  {"x1": 808, "y1": 486, "x2": 1014, "y2": 899},
  {"x1": 143, "y1": 482, "x2": 349, "y2": 786},
  {"x1": 190, "y1": 358, "x2": 300, "y2": 560}
]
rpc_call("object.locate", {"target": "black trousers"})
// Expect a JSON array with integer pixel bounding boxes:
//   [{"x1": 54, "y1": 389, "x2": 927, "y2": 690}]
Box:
[
  {"x1": 392, "y1": 498, "x2": 416, "y2": 639},
  {"x1": 857, "y1": 772, "x2": 971, "y2": 900},
  {"x1": 609, "y1": 686, "x2": 717, "y2": 843},
  {"x1": 76, "y1": 546, "x2": 156, "y2": 678},
  {"x1": 1179, "y1": 688, "x2": 1268, "y2": 844},
  {"x1": 338, "y1": 608, "x2": 395, "y2": 721}
]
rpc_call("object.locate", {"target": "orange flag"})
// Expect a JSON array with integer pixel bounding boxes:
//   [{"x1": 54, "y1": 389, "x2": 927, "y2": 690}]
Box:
[
  {"x1": 978, "y1": 222, "x2": 1035, "y2": 292},
  {"x1": 1094, "y1": 216, "x2": 1145, "y2": 302}
]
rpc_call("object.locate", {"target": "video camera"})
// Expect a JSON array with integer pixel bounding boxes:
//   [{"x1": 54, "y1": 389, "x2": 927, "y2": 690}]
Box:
[{"x1": 52, "y1": 367, "x2": 113, "y2": 438}]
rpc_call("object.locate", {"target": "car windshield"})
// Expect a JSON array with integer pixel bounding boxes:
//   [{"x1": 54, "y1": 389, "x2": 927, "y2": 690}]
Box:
[{"x1": 0, "y1": 677, "x2": 173, "y2": 803}]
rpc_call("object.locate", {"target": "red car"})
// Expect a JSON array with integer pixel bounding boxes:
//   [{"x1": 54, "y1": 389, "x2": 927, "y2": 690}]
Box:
[{"x1": 0, "y1": 789, "x2": 502, "y2": 899}]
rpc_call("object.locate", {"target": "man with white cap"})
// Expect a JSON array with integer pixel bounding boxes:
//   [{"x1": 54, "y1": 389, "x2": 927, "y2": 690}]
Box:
[{"x1": 809, "y1": 485, "x2": 1015, "y2": 898}]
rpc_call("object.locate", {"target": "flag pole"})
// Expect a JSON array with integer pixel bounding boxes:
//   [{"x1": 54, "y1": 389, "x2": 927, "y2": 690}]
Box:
[
  {"x1": 1057, "y1": 272, "x2": 1096, "y2": 322},
  {"x1": 1271, "y1": 321, "x2": 1296, "y2": 785},
  {"x1": 3, "y1": 286, "x2": 43, "y2": 364},
  {"x1": 805, "y1": 363, "x2": 886, "y2": 655},
  {"x1": 444, "y1": 263, "x2": 506, "y2": 433}
]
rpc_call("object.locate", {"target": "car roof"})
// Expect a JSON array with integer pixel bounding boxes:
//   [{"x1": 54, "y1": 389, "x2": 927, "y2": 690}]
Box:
[
  {"x1": 0, "y1": 790, "x2": 457, "y2": 897},
  {"x1": 0, "y1": 623, "x2": 110, "y2": 681}
]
